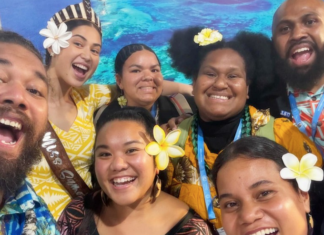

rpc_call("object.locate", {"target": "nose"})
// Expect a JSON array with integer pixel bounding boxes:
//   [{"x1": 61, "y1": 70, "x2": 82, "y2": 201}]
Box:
[
  {"x1": 80, "y1": 47, "x2": 91, "y2": 61},
  {"x1": 142, "y1": 69, "x2": 154, "y2": 81},
  {"x1": 290, "y1": 24, "x2": 308, "y2": 42},
  {"x1": 212, "y1": 75, "x2": 228, "y2": 90},
  {"x1": 0, "y1": 82, "x2": 28, "y2": 111},
  {"x1": 110, "y1": 154, "x2": 128, "y2": 172},
  {"x1": 238, "y1": 201, "x2": 263, "y2": 225}
]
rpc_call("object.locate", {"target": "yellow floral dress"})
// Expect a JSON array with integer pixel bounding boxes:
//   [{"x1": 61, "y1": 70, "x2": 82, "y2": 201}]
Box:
[
  {"x1": 28, "y1": 84, "x2": 111, "y2": 220},
  {"x1": 168, "y1": 106, "x2": 322, "y2": 231}
]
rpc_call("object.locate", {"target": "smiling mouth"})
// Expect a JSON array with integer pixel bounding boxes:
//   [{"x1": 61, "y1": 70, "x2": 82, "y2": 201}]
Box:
[
  {"x1": 249, "y1": 228, "x2": 278, "y2": 235},
  {"x1": 209, "y1": 95, "x2": 230, "y2": 100},
  {"x1": 111, "y1": 177, "x2": 136, "y2": 187},
  {"x1": 0, "y1": 118, "x2": 23, "y2": 146},
  {"x1": 72, "y1": 63, "x2": 89, "y2": 76}
]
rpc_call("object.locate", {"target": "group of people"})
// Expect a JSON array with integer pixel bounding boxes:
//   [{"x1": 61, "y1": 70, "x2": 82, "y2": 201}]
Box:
[{"x1": 1, "y1": 0, "x2": 324, "y2": 234}]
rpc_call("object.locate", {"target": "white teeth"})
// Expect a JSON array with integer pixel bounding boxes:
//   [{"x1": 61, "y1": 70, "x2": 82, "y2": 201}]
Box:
[
  {"x1": 113, "y1": 177, "x2": 136, "y2": 184},
  {"x1": 1, "y1": 140, "x2": 16, "y2": 145},
  {"x1": 0, "y1": 119, "x2": 22, "y2": 130},
  {"x1": 210, "y1": 95, "x2": 229, "y2": 100},
  {"x1": 250, "y1": 228, "x2": 278, "y2": 235},
  {"x1": 294, "y1": 47, "x2": 310, "y2": 54},
  {"x1": 74, "y1": 64, "x2": 88, "y2": 71}
]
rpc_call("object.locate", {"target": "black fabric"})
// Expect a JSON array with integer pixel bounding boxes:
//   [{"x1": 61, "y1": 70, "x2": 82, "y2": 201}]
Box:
[
  {"x1": 165, "y1": 209, "x2": 194, "y2": 235},
  {"x1": 198, "y1": 110, "x2": 243, "y2": 154}
]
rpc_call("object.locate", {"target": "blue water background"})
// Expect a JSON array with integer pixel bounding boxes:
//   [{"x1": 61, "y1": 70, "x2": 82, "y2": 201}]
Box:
[{"x1": 0, "y1": 0, "x2": 283, "y2": 84}]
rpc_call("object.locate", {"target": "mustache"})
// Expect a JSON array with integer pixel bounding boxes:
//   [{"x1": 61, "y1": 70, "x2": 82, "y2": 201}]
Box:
[{"x1": 286, "y1": 40, "x2": 317, "y2": 58}]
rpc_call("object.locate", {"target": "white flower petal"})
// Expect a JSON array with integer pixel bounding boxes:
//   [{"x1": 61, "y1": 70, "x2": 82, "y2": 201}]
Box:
[
  {"x1": 155, "y1": 151, "x2": 169, "y2": 170},
  {"x1": 43, "y1": 38, "x2": 55, "y2": 49},
  {"x1": 296, "y1": 177, "x2": 312, "y2": 192},
  {"x1": 59, "y1": 31, "x2": 72, "y2": 41},
  {"x1": 300, "y1": 153, "x2": 318, "y2": 171},
  {"x1": 280, "y1": 168, "x2": 298, "y2": 179},
  {"x1": 57, "y1": 22, "x2": 68, "y2": 37},
  {"x1": 303, "y1": 166, "x2": 324, "y2": 181},
  {"x1": 153, "y1": 125, "x2": 165, "y2": 145},
  {"x1": 47, "y1": 21, "x2": 58, "y2": 36},
  {"x1": 282, "y1": 153, "x2": 300, "y2": 172},
  {"x1": 145, "y1": 142, "x2": 161, "y2": 156},
  {"x1": 52, "y1": 42, "x2": 61, "y2": 55},
  {"x1": 165, "y1": 129, "x2": 181, "y2": 145},
  {"x1": 58, "y1": 39, "x2": 69, "y2": 48},
  {"x1": 167, "y1": 145, "x2": 185, "y2": 158},
  {"x1": 39, "y1": 29, "x2": 54, "y2": 38}
]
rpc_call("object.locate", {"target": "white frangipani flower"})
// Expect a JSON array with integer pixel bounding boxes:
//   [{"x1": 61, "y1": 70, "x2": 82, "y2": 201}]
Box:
[
  {"x1": 280, "y1": 153, "x2": 323, "y2": 192},
  {"x1": 39, "y1": 21, "x2": 72, "y2": 55}
]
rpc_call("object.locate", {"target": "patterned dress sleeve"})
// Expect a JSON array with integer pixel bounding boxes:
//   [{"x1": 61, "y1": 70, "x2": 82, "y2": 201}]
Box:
[
  {"x1": 176, "y1": 212, "x2": 213, "y2": 235},
  {"x1": 57, "y1": 196, "x2": 86, "y2": 235}
]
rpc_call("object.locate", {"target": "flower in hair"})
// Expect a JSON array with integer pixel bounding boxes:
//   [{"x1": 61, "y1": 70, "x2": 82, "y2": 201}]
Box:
[
  {"x1": 280, "y1": 153, "x2": 324, "y2": 192},
  {"x1": 145, "y1": 125, "x2": 185, "y2": 170},
  {"x1": 194, "y1": 28, "x2": 223, "y2": 46},
  {"x1": 39, "y1": 21, "x2": 72, "y2": 55}
]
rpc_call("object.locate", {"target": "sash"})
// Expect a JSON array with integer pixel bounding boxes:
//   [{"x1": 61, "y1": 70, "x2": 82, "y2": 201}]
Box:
[{"x1": 40, "y1": 122, "x2": 90, "y2": 198}]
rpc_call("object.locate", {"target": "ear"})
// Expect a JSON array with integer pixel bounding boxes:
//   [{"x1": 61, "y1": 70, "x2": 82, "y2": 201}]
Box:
[
  {"x1": 246, "y1": 85, "x2": 250, "y2": 99},
  {"x1": 115, "y1": 74, "x2": 124, "y2": 90},
  {"x1": 298, "y1": 190, "x2": 310, "y2": 213}
]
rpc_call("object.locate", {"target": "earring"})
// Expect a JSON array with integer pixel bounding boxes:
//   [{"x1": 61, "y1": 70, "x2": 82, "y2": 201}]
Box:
[
  {"x1": 50, "y1": 52, "x2": 54, "y2": 57},
  {"x1": 117, "y1": 90, "x2": 127, "y2": 108},
  {"x1": 101, "y1": 190, "x2": 109, "y2": 207},
  {"x1": 150, "y1": 174, "x2": 161, "y2": 203}
]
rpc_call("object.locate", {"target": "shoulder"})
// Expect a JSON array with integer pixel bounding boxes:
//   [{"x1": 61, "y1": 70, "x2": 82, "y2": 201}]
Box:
[{"x1": 74, "y1": 84, "x2": 111, "y2": 106}]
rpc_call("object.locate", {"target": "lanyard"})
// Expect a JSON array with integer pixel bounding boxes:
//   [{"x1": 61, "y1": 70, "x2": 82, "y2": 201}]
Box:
[
  {"x1": 289, "y1": 92, "x2": 324, "y2": 158},
  {"x1": 197, "y1": 118, "x2": 242, "y2": 220},
  {"x1": 150, "y1": 102, "x2": 157, "y2": 119}
]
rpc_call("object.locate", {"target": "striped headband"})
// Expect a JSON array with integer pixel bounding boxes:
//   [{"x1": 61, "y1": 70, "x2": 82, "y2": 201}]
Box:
[{"x1": 50, "y1": 0, "x2": 101, "y2": 33}]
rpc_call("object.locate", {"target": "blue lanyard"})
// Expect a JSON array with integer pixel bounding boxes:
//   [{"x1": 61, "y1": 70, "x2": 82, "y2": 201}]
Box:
[
  {"x1": 150, "y1": 102, "x2": 157, "y2": 118},
  {"x1": 289, "y1": 92, "x2": 324, "y2": 158},
  {"x1": 197, "y1": 118, "x2": 242, "y2": 220}
]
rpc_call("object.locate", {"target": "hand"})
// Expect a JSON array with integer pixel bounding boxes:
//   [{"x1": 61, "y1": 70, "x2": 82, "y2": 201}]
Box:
[{"x1": 163, "y1": 113, "x2": 193, "y2": 132}]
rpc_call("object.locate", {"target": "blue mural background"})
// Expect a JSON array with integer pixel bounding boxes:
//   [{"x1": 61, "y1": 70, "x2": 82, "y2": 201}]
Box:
[{"x1": 0, "y1": 0, "x2": 283, "y2": 84}]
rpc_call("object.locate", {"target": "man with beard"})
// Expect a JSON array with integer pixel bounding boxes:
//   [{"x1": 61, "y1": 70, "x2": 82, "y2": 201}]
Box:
[
  {"x1": 0, "y1": 31, "x2": 58, "y2": 234},
  {"x1": 272, "y1": 0, "x2": 324, "y2": 234}
]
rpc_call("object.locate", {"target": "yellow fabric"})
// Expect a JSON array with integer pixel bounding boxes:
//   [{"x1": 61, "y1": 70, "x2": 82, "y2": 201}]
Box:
[
  {"x1": 169, "y1": 106, "x2": 322, "y2": 230},
  {"x1": 28, "y1": 84, "x2": 111, "y2": 220}
]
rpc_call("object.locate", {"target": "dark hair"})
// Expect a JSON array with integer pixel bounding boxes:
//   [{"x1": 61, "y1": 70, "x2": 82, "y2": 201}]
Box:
[
  {"x1": 211, "y1": 136, "x2": 298, "y2": 192},
  {"x1": 115, "y1": 43, "x2": 161, "y2": 75},
  {"x1": 168, "y1": 27, "x2": 275, "y2": 106},
  {"x1": 78, "y1": 107, "x2": 158, "y2": 233},
  {"x1": 0, "y1": 30, "x2": 43, "y2": 63},
  {"x1": 45, "y1": 20, "x2": 102, "y2": 66}
]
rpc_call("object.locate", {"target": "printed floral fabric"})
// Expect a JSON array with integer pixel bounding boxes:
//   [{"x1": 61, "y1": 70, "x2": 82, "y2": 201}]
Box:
[
  {"x1": 28, "y1": 84, "x2": 111, "y2": 219},
  {"x1": 288, "y1": 86, "x2": 324, "y2": 155},
  {"x1": 0, "y1": 179, "x2": 59, "y2": 235},
  {"x1": 57, "y1": 195, "x2": 212, "y2": 235}
]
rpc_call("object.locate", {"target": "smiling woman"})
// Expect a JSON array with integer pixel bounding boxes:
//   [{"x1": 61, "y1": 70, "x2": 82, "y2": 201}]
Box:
[
  {"x1": 211, "y1": 136, "x2": 324, "y2": 235},
  {"x1": 57, "y1": 107, "x2": 212, "y2": 235},
  {"x1": 166, "y1": 27, "x2": 323, "y2": 234}
]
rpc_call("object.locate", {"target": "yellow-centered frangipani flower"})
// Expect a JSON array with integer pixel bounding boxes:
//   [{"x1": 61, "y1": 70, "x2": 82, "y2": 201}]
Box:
[
  {"x1": 194, "y1": 28, "x2": 223, "y2": 46},
  {"x1": 117, "y1": 96, "x2": 127, "y2": 107},
  {"x1": 145, "y1": 125, "x2": 185, "y2": 170},
  {"x1": 280, "y1": 153, "x2": 323, "y2": 192}
]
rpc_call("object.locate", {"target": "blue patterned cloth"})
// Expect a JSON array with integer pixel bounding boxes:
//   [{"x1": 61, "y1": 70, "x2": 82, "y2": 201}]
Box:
[{"x1": 0, "y1": 179, "x2": 59, "y2": 235}]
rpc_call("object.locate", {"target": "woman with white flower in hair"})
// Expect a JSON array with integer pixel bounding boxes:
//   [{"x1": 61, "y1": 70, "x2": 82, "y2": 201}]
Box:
[
  {"x1": 27, "y1": 1, "x2": 193, "y2": 220},
  {"x1": 211, "y1": 136, "x2": 324, "y2": 235},
  {"x1": 58, "y1": 107, "x2": 212, "y2": 235},
  {"x1": 167, "y1": 27, "x2": 323, "y2": 234}
]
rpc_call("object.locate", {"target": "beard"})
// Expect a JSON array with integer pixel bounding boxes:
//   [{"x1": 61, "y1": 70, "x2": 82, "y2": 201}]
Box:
[
  {"x1": 0, "y1": 106, "x2": 45, "y2": 197},
  {"x1": 274, "y1": 44, "x2": 324, "y2": 91}
]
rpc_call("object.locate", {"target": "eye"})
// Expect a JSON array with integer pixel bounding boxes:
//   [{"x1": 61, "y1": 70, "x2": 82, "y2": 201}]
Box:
[
  {"x1": 152, "y1": 68, "x2": 160, "y2": 73},
  {"x1": 228, "y1": 74, "x2": 238, "y2": 79},
  {"x1": 98, "y1": 152, "x2": 111, "y2": 158},
  {"x1": 279, "y1": 25, "x2": 290, "y2": 34},
  {"x1": 131, "y1": 69, "x2": 141, "y2": 73},
  {"x1": 91, "y1": 49, "x2": 101, "y2": 55},
  {"x1": 205, "y1": 72, "x2": 216, "y2": 77},
  {"x1": 257, "y1": 190, "x2": 274, "y2": 199},
  {"x1": 126, "y1": 148, "x2": 138, "y2": 154},
  {"x1": 27, "y1": 88, "x2": 43, "y2": 97},
  {"x1": 74, "y1": 42, "x2": 83, "y2": 47},
  {"x1": 223, "y1": 201, "x2": 238, "y2": 209},
  {"x1": 305, "y1": 19, "x2": 317, "y2": 26}
]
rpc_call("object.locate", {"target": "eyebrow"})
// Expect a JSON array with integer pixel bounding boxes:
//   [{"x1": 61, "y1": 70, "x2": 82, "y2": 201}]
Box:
[
  {"x1": 129, "y1": 64, "x2": 160, "y2": 69},
  {"x1": 72, "y1": 34, "x2": 102, "y2": 48},
  {"x1": 95, "y1": 140, "x2": 143, "y2": 152},
  {"x1": 218, "y1": 180, "x2": 273, "y2": 202},
  {"x1": 276, "y1": 13, "x2": 319, "y2": 27},
  {"x1": 0, "y1": 57, "x2": 48, "y2": 85}
]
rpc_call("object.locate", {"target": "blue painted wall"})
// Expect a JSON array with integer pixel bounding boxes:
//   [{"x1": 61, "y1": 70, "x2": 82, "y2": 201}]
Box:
[{"x1": 0, "y1": 0, "x2": 283, "y2": 84}]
